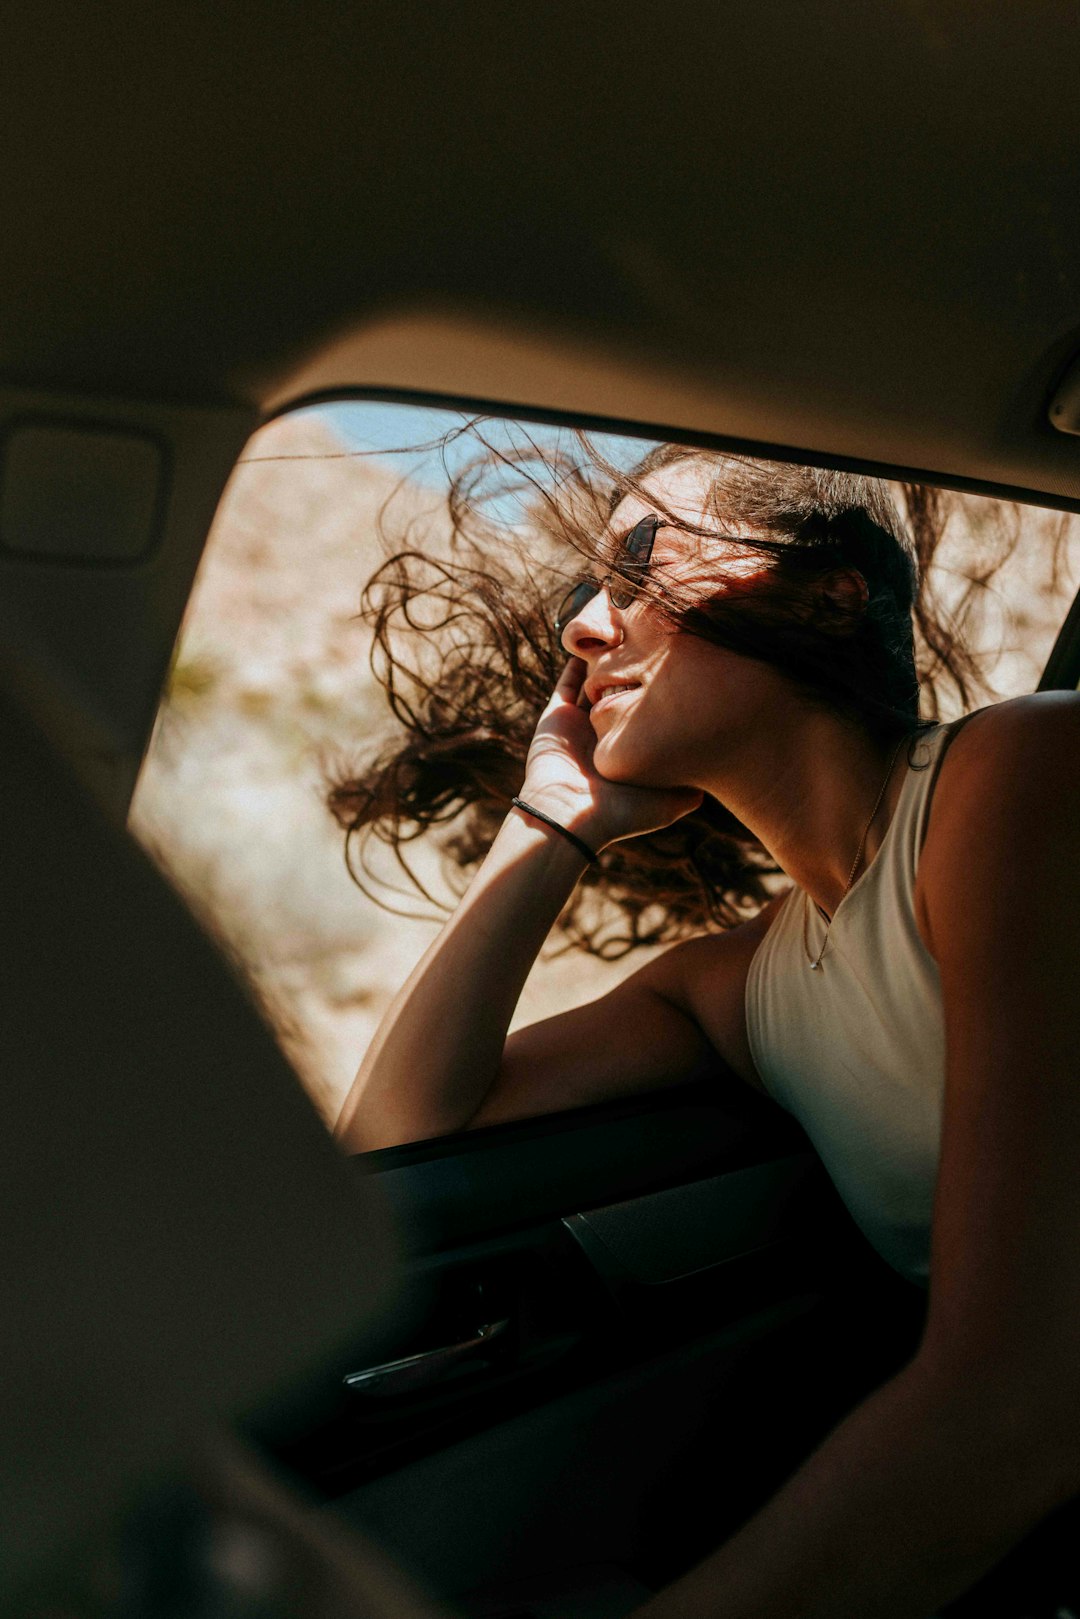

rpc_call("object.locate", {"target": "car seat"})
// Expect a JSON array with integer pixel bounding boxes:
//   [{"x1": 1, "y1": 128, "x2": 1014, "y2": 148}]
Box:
[{"x1": 0, "y1": 637, "x2": 447, "y2": 1615}]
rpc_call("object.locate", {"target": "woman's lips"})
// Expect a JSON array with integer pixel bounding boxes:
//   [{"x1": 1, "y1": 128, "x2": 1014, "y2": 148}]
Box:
[{"x1": 591, "y1": 683, "x2": 641, "y2": 716}]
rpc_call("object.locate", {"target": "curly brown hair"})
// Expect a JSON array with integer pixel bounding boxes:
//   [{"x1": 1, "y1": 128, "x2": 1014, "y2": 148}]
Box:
[{"x1": 327, "y1": 427, "x2": 1012, "y2": 958}]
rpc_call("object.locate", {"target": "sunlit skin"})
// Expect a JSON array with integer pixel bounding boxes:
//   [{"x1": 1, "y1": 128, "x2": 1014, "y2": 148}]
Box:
[
  {"x1": 338, "y1": 455, "x2": 1080, "y2": 1617},
  {"x1": 548, "y1": 457, "x2": 909, "y2": 918}
]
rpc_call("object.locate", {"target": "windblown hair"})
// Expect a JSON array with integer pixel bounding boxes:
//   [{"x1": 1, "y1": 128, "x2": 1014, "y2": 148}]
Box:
[{"x1": 327, "y1": 430, "x2": 1008, "y2": 957}]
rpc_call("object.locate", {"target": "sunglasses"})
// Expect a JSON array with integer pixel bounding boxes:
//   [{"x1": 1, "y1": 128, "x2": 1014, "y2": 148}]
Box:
[{"x1": 554, "y1": 514, "x2": 662, "y2": 640}]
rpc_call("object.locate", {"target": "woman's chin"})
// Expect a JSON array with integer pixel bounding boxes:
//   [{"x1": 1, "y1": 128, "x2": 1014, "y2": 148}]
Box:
[
  {"x1": 592, "y1": 731, "x2": 631, "y2": 773},
  {"x1": 593, "y1": 737, "x2": 665, "y2": 787}
]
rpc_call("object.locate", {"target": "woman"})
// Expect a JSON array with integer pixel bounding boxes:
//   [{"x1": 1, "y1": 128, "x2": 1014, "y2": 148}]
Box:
[{"x1": 333, "y1": 442, "x2": 1080, "y2": 1617}]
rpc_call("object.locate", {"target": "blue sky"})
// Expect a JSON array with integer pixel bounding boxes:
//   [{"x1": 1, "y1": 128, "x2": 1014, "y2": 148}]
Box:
[{"x1": 291, "y1": 400, "x2": 658, "y2": 501}]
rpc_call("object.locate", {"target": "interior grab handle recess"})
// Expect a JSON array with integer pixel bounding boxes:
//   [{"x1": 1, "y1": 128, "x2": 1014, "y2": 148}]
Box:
[{"x1": 343, "y1": 1319, "x2": 510, "y2": 1397}]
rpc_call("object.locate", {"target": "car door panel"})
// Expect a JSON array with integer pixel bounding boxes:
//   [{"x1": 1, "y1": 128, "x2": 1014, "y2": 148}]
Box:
[
  {"x1": 264, "y1": 1080, "x2": 925, "y2": 1610},
  {"x1": 359, "y1": 1077, "x2": 811, "y2": 1253}
]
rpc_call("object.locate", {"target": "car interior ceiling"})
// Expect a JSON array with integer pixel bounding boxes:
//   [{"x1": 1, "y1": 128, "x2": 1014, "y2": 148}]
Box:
[{"x1": 3, "y1": 5, "x2": 1080, "y2": 1611}]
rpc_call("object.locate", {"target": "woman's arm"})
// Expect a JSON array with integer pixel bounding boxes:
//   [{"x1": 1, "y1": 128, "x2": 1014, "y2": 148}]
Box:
[
  {"x1": 465, "y1": 910, "x2": 781, "y2": 1131},
  {"x1": 334, "y1": 805, "x2": 604, "y2": 1151},
  {"x1": 335, "y1": 658, "x2": 705, "y2": 1152},
  {"x1": 629, "y1": 692, "x2": 1080, "y2": 1619}
]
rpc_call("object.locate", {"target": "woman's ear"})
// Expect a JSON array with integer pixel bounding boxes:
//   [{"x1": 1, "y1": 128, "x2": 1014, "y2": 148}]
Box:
[{"x1": 814, "y1": 567, "x2": 869, "y2": 633}]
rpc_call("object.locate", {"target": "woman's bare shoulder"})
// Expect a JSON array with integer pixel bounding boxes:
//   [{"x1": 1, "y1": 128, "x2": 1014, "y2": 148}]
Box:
[
  {"x1": 655, "y1": 891, "x2": 792, "y2": 982},
  {"x1": 917, "y1": 692, "x2": 1080, "y2": 947},
  {"x1": 937, "y1": 690, "x2": 1080, "y2": 770},
  {"x1": 648, "y1": 892, "x2": 793, "y2": 1089},
  {"x1": 926, "y1": 689, "x2": 1075, "y2": 809}
]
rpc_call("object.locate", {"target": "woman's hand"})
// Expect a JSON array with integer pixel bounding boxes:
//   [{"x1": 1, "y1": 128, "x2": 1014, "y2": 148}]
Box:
[{"x1": 519, "y1": 657, "x2": 703, "y2": 851}]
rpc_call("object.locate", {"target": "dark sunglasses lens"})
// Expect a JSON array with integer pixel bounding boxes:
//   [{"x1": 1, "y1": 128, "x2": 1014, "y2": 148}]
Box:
[
  {"x1": 554, "y1": 518, "x2": 660, "y2": 635},
  {"x1": 610, "y1": 515, "x2": 659, "y2": 607},
  {"x1": 625, "y1": 514, "x2": 660, "y2": 560},
  {"x1": 555, "y1": 580, "x2": 600, "y2": 637}
]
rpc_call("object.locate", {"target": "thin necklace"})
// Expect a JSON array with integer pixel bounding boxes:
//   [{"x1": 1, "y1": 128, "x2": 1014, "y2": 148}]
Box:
[{"x1": 801, "y1": 734, "x2": 907, "y2": 971}]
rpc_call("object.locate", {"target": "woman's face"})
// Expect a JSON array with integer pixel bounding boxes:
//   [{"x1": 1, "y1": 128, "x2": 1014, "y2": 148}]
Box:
[{"x1": 560, "y1": 458, "x2": 799, "y2": 790}]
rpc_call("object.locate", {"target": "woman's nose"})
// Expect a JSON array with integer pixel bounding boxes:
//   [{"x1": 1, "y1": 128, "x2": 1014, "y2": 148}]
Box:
[{"x1": 560, "y1": 583, "x2": 624, "y2": 656}]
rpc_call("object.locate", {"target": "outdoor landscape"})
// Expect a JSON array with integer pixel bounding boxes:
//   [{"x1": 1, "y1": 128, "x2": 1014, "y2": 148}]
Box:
[{"x1": 128, "y1": 406, "x2": 1079, "y2": 1130}]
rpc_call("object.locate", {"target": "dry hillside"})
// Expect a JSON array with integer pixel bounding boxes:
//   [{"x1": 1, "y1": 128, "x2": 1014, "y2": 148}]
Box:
[{"x1": 130, "y1": 411, "x2": 642, "y2": 1124}]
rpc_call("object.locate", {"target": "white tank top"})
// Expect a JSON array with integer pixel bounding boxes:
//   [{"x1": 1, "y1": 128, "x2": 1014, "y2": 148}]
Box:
[{"x1": 745, "y1": 721, "x2": 962, "y2": 1286}]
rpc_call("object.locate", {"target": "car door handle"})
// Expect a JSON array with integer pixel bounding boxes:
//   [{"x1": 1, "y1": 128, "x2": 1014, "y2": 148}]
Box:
[{"x1": 343, "y1": 1318, "x2": 510, "y2": 1397}]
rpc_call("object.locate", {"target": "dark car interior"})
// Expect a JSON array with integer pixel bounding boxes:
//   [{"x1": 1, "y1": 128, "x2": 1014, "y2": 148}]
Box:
[{"x1": 3, "y1": 7, "x2": 1080, "y2": 1613}]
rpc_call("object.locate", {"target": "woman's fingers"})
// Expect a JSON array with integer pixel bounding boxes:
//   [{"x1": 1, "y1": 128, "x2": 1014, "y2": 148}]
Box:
[{"x1": 553, "y1": 656, "x2": 586, "y2": 702}]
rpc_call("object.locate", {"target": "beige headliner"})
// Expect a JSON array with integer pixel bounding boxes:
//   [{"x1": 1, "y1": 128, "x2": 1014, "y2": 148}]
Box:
[{"x1": 1, "y1": 3, "x2": 1079, "y2": 503}]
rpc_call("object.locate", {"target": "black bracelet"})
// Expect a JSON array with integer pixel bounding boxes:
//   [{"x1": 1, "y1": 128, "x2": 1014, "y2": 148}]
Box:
[{"x1": 510, "y1": 797, "x2": 599, "y2": 865}]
